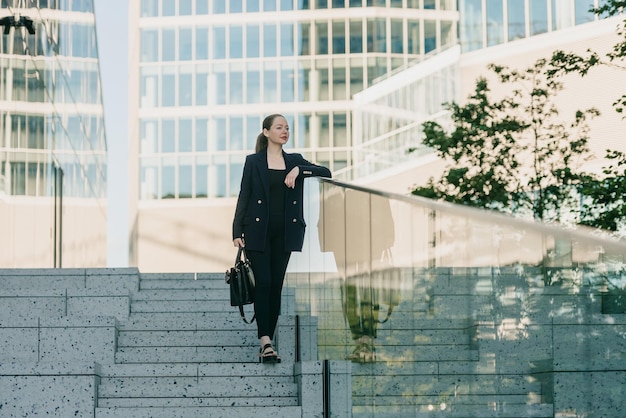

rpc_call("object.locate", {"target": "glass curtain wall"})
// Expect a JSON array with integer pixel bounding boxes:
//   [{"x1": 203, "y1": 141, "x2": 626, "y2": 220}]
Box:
[
  {"x1": 136, "y1": 0, "x2": 458, "y2": 201},
  {"x1": 0, "y1": 0, "x2": 107, "y2": 267},
  {"x1": 460, "y1": 0, "x2": 605, "y2": 52}
]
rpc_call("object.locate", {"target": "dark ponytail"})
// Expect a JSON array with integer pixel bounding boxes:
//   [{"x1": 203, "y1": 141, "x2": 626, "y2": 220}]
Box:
[{"x1": 255, "y1": 113, "x2": 285, "y2": 153}]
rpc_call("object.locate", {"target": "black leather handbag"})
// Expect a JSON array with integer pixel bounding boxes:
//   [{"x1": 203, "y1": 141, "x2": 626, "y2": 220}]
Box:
[{"x1": 225, "y1": 246, "x2": 256, "y2": 323}]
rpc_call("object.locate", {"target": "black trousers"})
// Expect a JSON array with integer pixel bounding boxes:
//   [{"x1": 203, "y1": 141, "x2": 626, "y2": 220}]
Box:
[{"x1": 246, "y1": 216, "x2": 291, "y2": 339}]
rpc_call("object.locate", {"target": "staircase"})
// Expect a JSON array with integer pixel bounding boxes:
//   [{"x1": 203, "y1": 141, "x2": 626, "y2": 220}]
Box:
[{"x1": 95, "y1": 272, "x2": 303, "y2": 417}]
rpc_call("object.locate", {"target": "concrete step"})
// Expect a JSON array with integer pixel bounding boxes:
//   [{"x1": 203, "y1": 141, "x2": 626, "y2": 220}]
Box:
[
  {"x1": 131, "y1": 289, "x2": 229, "y2": 301},
  {"x1": 115, "y1": 345, "x2": 264, "y2": 364},
  {"x1": 119, "y1": 312, "x2": 257, "y2": 329},
  {"x1": 95, "y1": 406, "x2": 302, "y2": 418},
  {"x1": 131, "y1": 299, "x2": 231, "y2": 313},
  {"x1": 118, "y1": 330, "x2": 260, "y2": 347}
]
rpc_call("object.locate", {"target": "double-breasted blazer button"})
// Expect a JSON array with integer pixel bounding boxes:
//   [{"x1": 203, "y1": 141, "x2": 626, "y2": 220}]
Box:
[
  {"x1": 292, "y1": 200, "x2": 297, "y2": 205},
  {"x1": 255, "y1": 217, "x2": 260, "y2": 222},
  {"x1": 292, "y1": 218, "x2": 297, "y2": 223},
  {"x1": 257, "y1": 199, "x2": 262, "y2": 204}
]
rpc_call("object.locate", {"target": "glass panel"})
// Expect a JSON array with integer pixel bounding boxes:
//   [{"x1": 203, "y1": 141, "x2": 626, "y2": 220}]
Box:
[
  {"x1": 530, "y1": 0, "x2": 549, "y2": 35},
  {"x1": 460, "y1": 0, "x2": 482, "y2": 51},
  {"x1": 162, "y1": 0, "x2": 175, "y2": 15},
  {"x1": 180, "y1": 0, "x2": 192, "y2": 14},
  {"x1": 508, "y1": 0, "x2": 526, "y2": 41},
  {"x1": 179, "y1": 28, "x2": 192, "y2": 60},
  {"x1": 196, "y1": 0, "x2": 209, "y2": 14},
  {"x1": 162, "y1": 29, "x2": 175, "y2": 61},
  {"x1": 287, "y1": 178, "x2": 626, "y2": 417},
  {"x1": 230, "y1": 26, "x2": 243, "y2": 58},
  {"x1": 179, "y1": 162, "x2": 192, "y2": 198},
  {"x1": 486, "y1": 0, "x2": 504, "y2": 47},
  {"x1": 196, "y1": 70, "x2": 208, "y2": 105},
  {"x1": 332, "y1": 21, "x2": 346, "y2": 54},
  {"x1": 141, "y1": 29, "x2": 159, "y2": 62},
  {"x1": 179, "y1": 73, "x2": 192, "y2": 106},
  {"x1": 161, "y1": 162, "x2": 175, "y2": 198},
  {"x1": 141, "y1": 0, "x2": 158, "y2": 16},
  {"x1": 213, "y1": 27, "x2": 226, "y2": 59},
  {"x1": 196, "y1": 118, "x2": 208, "y2": 152},
  {"x1": 264, "y1": 0, "x2": 278, "y2": 11},
  {"x1": 575, "y1": 0, "x2": 594, "y2": 24},
  {"x1": 424, "y1": 20, "x2": 436, "y2": 53},
  {"x1": 196, "y1": 162, "x2": 208, "y2": 197},
  {"x1": 162, "y1": 119, "x2": 175, "y2": 152},
  {"x1": 230, "y1": 0, "x2": 243, "y2": 13},
  {"x1": 247, "y1": 0, "x2": 260, "y2": 12},
  {"x1": 281, "y1": 23, "x2": 294, "y2": 56},
  {"x1": 161, "y1": 71, "x2": 176, "y2": 107},
  {"x1": 264, "y1": 63, "x2": 278, "y2": 102},
  {"x1": 264, "y1": 23, "x2": 278, "y2": 57},
  {"x1": 317, "y1": 22, "x2": 329, "y2": 55},
  {"x1": 390, "y1": 19, "x2": 402, "y2": 53},
  {"x1": 247, "y1": 66, "x2": 261, "y2": 103},
  {"x1": 349, "y1": 20, "x2": 363, "y2": 54},
  {"x1": 179, "y1": 118, "x2": 192, "y2": 152},
  {"x1": 247, "y1": 24, "x2": 260, "y2": 58}
]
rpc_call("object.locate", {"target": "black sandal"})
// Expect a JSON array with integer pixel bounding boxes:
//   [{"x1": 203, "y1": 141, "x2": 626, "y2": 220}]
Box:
[{"x1": 259, "y1": 343, "x2": 281, "y2": 364}]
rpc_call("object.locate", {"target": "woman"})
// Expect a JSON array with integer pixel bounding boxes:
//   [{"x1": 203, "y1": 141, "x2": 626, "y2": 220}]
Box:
[{"x1": 232, "y1": 114, "x2": 331, "y2": 363}]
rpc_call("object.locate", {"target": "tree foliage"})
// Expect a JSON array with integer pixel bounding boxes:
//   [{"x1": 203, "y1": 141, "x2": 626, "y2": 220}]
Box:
[{"x1": 412, "y1": 59, "x2": 599, "y2": 223}]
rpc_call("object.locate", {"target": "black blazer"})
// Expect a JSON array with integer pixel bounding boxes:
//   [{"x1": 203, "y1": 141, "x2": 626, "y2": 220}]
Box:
[{"x1": 232, "y1": 149, "x2": 332, "y2": 252}]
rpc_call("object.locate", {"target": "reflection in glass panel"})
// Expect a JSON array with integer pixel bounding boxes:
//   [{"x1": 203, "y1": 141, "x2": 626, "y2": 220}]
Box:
[
  {"x1": 486, "y1": 0, "x2": 504, "y2": 46},
  {"x1": 247, "y1": 67, "x2": 261, "y2": 103},
  {"x1": 349, "y1": 20, "x2": 363, "y2": 53},
  {"x1": 247, "y1": 115, "x2": 261, "y2": 150},
  {"x1": 196, "y1": 0, "x2": 209, "y2": 14},
  {"x1": 180, "y1": 0, "x2": 192, "y2": 14},
  {"x1": 196, "y1": 162, "x2": 208, "y2": 197},
  {"x1": 247, "y1": 0, "x2": 260, "y2": 12},
  {"x1": 281, "y1": 64, "x2": 295, "y2": 102},
  {"x1": 141, "y1": 164, "x2": 158, "y2": 199},
  {"x1": 141, "y1": 29, "x2": 159, "y2": 62},
  {"x1": 332, "y1": 21, "x2": 345, "y2": 54},
  {"x1": 281, "y1": 0, "x2": 294, "y2": 10},
  {"x1": 230, "y1": 26, "x2": 243, "y2": 59},
  {"x1": 230, "y1": 0, "x2": 243, "y2": 13},
  {"x1": 264, "y1": 0, "x2": 278, "y2": 11},
  {"x1": 215, "y1": 70, "x2": 227, "y2": 104},
  {"x1": 215, "y1": 117, "x2": 227, "y2": 151},
  {"x1": 230, "y1": 70, "x2": 243, "y2": 104},
  {"x1": 299, "y1": 22, "x2": 311, "y2": 55},
  {"x1": 162, "y1": 0, "x2": 175, "y2": 15},
  {"x1": 264, "y1": 64, "x2": 278, "y2": 102},
  {"x1": 162, "y1": 72, "x2": 175, "y2": 107},
  {"x1": 332, "y1": 65, "x2": 347, "y2": 100},
  {"x1": 213, "y1": 0, "x2": 226, "y2": 13},
  {"x1": 141, "y1": 119, "x2": 158, "y2": 153},
  {"x1": 530, "y1": 0, "x2": 549, "y2": 35},
  {"x1": 179, "y1": 28, "x2": 192, "y2": 60},
  {"x1": 179, "y1": 73, "x2": 192, "y2": 106},
  {"x1": 424, "y1": 20, "x2": 436, "y2": 53},
  {"x1": 508, "y1": 0, "x2": 526, "y2": 41},
  {"x1": 141, "y1": 0, "x2": 158, "y2": 17},
  {"x1": 196, "y1": 71, "x2": 208, "y2": 105},
  {"x1": 229, "y1": 162, "x2": 243, "y2": 196}
]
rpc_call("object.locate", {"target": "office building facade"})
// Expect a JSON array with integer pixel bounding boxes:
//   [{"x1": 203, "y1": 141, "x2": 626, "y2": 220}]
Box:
[
  {"x1": 0, "y1": 0, "x2": 107, "y2": 267},
  {"x1": 129, "y1": 0, "x2": 617, "y2": 272}
]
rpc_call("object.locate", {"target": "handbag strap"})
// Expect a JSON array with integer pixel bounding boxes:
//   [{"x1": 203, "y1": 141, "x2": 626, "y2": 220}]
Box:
[{"x1": 239, "y1": 306, "x2": 256, "y2": 324}]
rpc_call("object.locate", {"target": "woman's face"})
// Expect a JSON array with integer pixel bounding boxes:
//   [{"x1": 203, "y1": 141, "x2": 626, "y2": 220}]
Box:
[{"x1": 264, "y1": 116, "x2": 289, "y2": 147}]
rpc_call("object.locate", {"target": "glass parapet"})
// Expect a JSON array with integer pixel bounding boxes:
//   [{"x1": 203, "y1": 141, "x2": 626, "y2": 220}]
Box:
[{"x1": 286, "y1": 178, "x2": 626, "y2": 416}]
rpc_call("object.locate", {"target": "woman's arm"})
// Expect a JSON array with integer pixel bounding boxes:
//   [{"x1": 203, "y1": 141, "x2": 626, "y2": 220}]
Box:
[{"x1": 285, "y1": 154, "x2": 332, "y2": 188}]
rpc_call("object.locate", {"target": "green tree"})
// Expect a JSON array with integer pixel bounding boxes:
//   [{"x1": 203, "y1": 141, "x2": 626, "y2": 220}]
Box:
[
  {"x1": 548, "y1": 0, "x2": 626, "y2": 232},
  {"x1": 412, "y1": 59, "x2": 598, "y2": 223}
]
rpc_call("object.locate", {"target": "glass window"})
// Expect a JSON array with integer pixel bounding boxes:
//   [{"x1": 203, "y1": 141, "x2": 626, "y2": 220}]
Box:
[
  {"x1": 333, "y1": 112, "x2": 348, "y2": 146},
  {"x1": 179, "y1": 73, "x2": 192, "y2": 106},
  {"x1": 230, "y1": 70, "x2": 243, "y2": 104},
  {"x1": 317, "y1": 0, "x2": 328, "y2": 7},
  {"x1": 264, "y1": 0, "x2": 277, "y2": 10},
  {"x1": 162, "y1": 119, "x2": 176, "y2": 152},
  {"x1": 230, "y1": 117, "x2": 244, "y2": 150},
  {"x1": 407, "y1": 20, "x2": 420, "y2": 54},
  {"x1": 230, "y1": 0, "x2": 243, "y2": 12},
  {"x1": 196, "y1": 27, "x2": 209, "y2": 60},
  {"x1": 349, "y1": 20, "x2": 363, "y2": 53},
  {"x1": 461, "y1": 0, "x2": 482, "y2": 51},
  {"x1": 141, "y1": 29, "x2": 159, "y2": 62},
  {"x1": 141, "y1": 69, "x2": 158, "y2": 107},
  {"x1": 281, "y1": 23, "x2": 294, "y2": 56},
  {"x1": 349, "y1": 62, "x2": 363, "y2": 97},
  {"x1": 332, "y1": 21, "x2": 345, "y2": 54},
  {"x1": 299, "y1": 22, "x2": 311, "y2": 55},
  {"x1": 180, "y1": 0, "x2": 192, "y2": 14},
  {"x1": 390, "y1": 19, "x2": 403, "y2": 53},
  {"x1": 179, "y1": 119, "x2": 192, "y2": 152},
  {"x1": 230, "y1": 25, "x2": 243, "y2": 58},
  {"x1": 247, "y1": 66, "x2": 261, "y2": 103},
  {"x1": 213, "y1": 27, "x2": 226, "y2": 59},
  {"x1": 367, "y1": 18, "x2": 386, "y2": 53},
  {"x1": 162, "y1": 162, "x2": 175, "y2": 198},
  {"x1": 575, "y1": 0, "x2": 594, "y2": 24},
  {"x1": 424, "y1": 0, "x2": 435, "y2": 9},
  {"x1": 246, "y1": 25, "x2": 260, "y2": 58},
  {"x1": 508, "y1": 0, "x2": 526, "y2": 41},
  {"x1": 196, "y1": 163, "x2": 208, "y2": 197},
  {"x1": 162, "y1": 29, "x2": 175, "y2": 61},
  {"x1": 179, "y1": 163, "x2": 192, "y2": 198},
  {"x1": 530, "y1": 0, "x2": 548, "y2": 35},
  {"x1": 486, "y1": 0, "x2": 504, "y2": 47},
  {"x1": 424, "y1": 19, "x2": 436, "y2": 52},
  {"x1": 141, "y1": 164, "x2": 157, "y2": 199},
  {"x1": 141, "y1": 0, "x2": 158, "y2": 16},
  {"x1": 247, "y1": 0, "x2": 260, "y2": 12},
  {"x1": 264, "y1": 64, "x2": 278, "y2": 102},
  {"x1": 281, "y1": 0, "x2": 294, "y2": 10},
  {"x1": 213, "y1": 0, "x2": 226, "y2": 13},
  {"x1": 162, "y1": 72, "x2": 175, "y2": 107},
  {"x1": 332, "y1": 66, "x2": 347, "y2": 100},
  {"x1": 196, "y1": 0, "x2": 209, "y2": 14},
  {"x1": 246, "y1": 115, "x2": 261, "y2": 150},
  {"x1": 141, "y1": 119, "x2": 158, "y2": 153},
  {"x1": 215, "y1": 117, "x2": 227, "y2": 150},
  {"x1": 316, "y1": 22, "x2": 328, "y2": 54},
  {"x1": 332, "y1": 0, "x2": 345, "y2": 7},
  {"x1": 264, "y1": 23, "x2": 277, "y2": 57},
  {"x1": 214, "y1": 162, "x2": 227, "y2": 197},
  {"x1": 196, "y1": 71, "x2": 208, "y2": 105},
  {"x1": 162, "y1": 0, "x2": 175, "y2": 15},
  {"x1": 349, "y1": 0, "x2": 362, "y2": 6},
  {"x1": 215, "y1": 70, "x2": 227, "y2": 104},
  {"x1": 319, "y1": 113, "x2": 330, "y2": 147},
  {"x1": 281, "y1": 64, "x2": 295, "y2": 102},
  {"x1": 196, "y1": 118, "x2": 208, "y2": 151},
  {"x1": 179, "y1": 28, "x2": 192, "y2": 60}
]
